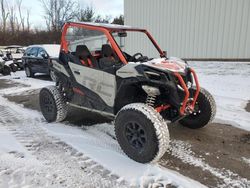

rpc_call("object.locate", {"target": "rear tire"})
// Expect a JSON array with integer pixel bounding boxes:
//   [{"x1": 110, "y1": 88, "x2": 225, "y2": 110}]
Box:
[
  {"x1": 25, "y1": 66, "x2": 34, "y2": 77},
  {"x1": 115, "y1": 103, "x2": 170, "y2": 163},
  {"x1": 39, "y1": 86, "x2": 68, "y2": 122},
  {"x1": 179, "y1": 87, "x2": 216, "y2": 129}
]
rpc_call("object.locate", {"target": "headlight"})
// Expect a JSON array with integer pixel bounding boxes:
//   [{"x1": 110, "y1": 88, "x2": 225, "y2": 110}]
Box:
[{"x1": 144, "y1": 71, "x2": 161, "y2": 80}]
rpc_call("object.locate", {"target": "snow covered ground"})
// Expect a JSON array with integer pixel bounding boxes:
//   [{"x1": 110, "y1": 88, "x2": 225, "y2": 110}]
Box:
[
  {"x1": 0, "y1": 72, "x2": 206, "y2": 187},
  {"x1": 189, "y1": 61, "x2": 250, "y2": 131},
  {"x1": 0, "y1": 61, "x2": 249, "y2": 187},
  {"x1": 0, "y1": 71, "x2": 53, "y2": 95},
  {"x1": 0, "y1": 92, "x2": 205, "y2": 187}
]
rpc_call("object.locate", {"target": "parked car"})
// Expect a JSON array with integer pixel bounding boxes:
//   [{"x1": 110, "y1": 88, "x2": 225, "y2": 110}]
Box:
[{"x1": 22, "y1": 44, "x2": 60, "y2": 80}]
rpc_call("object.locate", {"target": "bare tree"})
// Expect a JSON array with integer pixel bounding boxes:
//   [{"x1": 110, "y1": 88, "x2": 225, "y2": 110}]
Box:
[
  {"x1": 16, "y1": 0, "x2": 25, "y2": 31},
  {"x1": 0, "y1": 0, "x2": 9, "y2": 32},
  {"x1": 26, "y1": 9, "x2": 30, "y2": 32},
  {"x1": 40, "y1": 0, "x2": 77, "y2": 31},
  {"x1": 9, "y1": 5, "x2": 16, "y2": 34}
]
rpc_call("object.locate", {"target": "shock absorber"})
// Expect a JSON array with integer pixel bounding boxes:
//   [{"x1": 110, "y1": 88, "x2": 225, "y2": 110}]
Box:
[
  {"x1": 146, "y1": 93, "x2": 156, "y2": 107},
  {"x1": 142, "y1": 85, "x2": 160, "y2": 107}
]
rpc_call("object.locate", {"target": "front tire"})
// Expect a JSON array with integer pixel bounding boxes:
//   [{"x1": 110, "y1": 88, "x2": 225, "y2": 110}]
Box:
[
  {"x1": 39, "y1": 86, "x2": 68, "y2": 122},
  {"x1": 179, "y1": 87, "x2": 216, "y2": 129},
  {"x1": 115, "y1": 103, "x2": 170, "y2": 163}
]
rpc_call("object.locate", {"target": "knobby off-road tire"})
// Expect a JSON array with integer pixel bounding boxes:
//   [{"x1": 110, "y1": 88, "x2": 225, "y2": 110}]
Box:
[
  {"x1": 39, "y1": 85, "x2": 68, "y2": 122},
  {"x1": 115, "y1": 103, "x2": 170, "y2": 163},
  {"x1": 179, "y1": 87, "x2": 216, "y2": 129}
]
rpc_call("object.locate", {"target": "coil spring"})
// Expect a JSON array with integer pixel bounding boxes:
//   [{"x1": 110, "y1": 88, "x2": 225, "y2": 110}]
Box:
[{"x1": 146, "y1": 94, "x2": 156, "y2": 107}]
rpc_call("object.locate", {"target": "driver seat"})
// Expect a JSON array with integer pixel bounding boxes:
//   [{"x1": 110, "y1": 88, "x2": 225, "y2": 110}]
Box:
[
  {"x1": 75, "y1": 45, "x2": 98, "y2": 68},
  {"x1": 99, "y1": 44, "x2": 120, "y2": 73}
]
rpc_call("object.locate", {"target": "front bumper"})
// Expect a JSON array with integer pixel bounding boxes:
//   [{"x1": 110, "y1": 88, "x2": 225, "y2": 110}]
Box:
[{"x1": 174, "y1": 68, "x2": 200, "y2": 115}]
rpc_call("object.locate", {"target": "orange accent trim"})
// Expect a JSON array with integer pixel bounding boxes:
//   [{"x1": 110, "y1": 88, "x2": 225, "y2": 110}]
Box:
[
  {"x1": 80, "y1": 60, "x2": 87, "y2": 66},
  {"x1": 154, "y1": 62, "x2": 181, "y2": 71},
  {"x1": 87, "y1": 58, "x2": 93, "y2": 67},
  {"x1": 61, "y1": 22, "x2": 127, "y2": 64},
  {"x1": 73, "y1": 87, "x2": 85, "y2": 96},
  {"x1": 190, "y1": 68, "x2": 200, "y2": 107},
  {"x1": 145, "y1": 31, "x2": 165, "y2": 57},
  {"x1": 61, "y1": 23, "x2": 70, "y2": 52},
  {"x1": 155, "y1": 104, "x2": 171, "y2": 113},
  {"x1": 174, "y1": 72, "x2": 190, "y2": 115},
  {"x1": 174, "y1": 69, "x2": 200, "y2": 115}
]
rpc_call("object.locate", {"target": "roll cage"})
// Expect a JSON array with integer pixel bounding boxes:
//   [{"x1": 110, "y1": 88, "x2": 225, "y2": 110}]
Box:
[
  {"x1": 60, "y1": 22, "x2": 166, "y2": 65},
  {"x1": 59, "y1": 22, "x2": 200, "y2": 116}
]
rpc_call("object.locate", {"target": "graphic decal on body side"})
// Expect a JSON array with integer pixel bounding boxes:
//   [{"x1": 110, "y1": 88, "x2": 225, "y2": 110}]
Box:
[
  {"x1": 52, "y1": 60, "x2": 70, "y2": 77},
  {"x1": 68, "y1": 62, "x2": 116, "y2": 107},
  {"x1": 145, "y1": 57, "x2": 188, "y2": 73}
]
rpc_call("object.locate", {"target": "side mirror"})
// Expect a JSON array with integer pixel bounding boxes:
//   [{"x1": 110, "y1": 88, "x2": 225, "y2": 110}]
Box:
[{"x1": 118, "y1": 31, "x2": 127, "y2": 37}]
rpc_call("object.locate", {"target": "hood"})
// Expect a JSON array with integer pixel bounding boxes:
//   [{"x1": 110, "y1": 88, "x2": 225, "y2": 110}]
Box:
[{"x1": 144, "y1": 57, "x2": 188, "y2": 74}]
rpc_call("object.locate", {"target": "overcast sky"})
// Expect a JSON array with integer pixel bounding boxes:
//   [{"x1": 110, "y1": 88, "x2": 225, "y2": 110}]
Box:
[{"x1": 20, "y1": 0, "x2": 123, "y2": 29}]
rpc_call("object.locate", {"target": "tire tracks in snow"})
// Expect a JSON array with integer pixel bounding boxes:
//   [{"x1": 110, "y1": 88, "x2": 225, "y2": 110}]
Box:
[
  {"x1": 1, "y1": 90, "x2": 249, "y2": 187},
  {"x1": 0, "y1": 105, "x2": 128, "y2": 188},
  {"x1": 160, "y1": 140, "x2": 250, "y2": 188},
  {"x1": 0, "y1": 101, "x2": 183, "y2": 187}
]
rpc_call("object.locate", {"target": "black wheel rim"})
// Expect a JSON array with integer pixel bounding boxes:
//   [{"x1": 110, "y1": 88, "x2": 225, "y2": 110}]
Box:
[
  {"x1": 125, "y1": 121, "x2": 147, "y2": 150},
  {"x1": 190, "y1": 102, "x2": 202, "y2": 117},
  {"x1": 40, "y1": 91, "x2": 56, "y2": 119}
]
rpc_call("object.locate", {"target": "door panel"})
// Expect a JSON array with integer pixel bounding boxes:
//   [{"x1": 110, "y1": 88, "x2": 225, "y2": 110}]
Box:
[
  {"x1": 28, "y1": 47, "x2": 38, "y2": 71},
  {"x1": 68, "y1": 62, "x2": 116, "y2": 107},
  {"x1": 36, "y1": 48, "x2": 49, "y2": 73}
]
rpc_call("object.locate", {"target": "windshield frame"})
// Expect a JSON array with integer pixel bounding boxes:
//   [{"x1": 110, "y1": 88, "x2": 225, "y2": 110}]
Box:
[
  {"x1": 110, "y1": 29, "x2": 165, "y2": 60},
  {"x1": 61, "y1": 22, "x2": 165, "y2": 65}
]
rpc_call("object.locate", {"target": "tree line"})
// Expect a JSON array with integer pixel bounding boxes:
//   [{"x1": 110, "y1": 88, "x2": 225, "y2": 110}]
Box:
[{"x1": 0, "y1": 0, "x2": 124, "y2": 46}]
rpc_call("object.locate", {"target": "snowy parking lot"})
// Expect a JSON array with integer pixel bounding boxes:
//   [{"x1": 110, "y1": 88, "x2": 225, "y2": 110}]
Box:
[{"x1": 0, "y1": 61, "x2": 249, "y2": 187}]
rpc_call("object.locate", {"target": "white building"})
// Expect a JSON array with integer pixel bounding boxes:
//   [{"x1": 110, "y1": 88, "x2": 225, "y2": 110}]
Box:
[{"x1": 124, "y1": 0, "x2": 250, "y2": 61}]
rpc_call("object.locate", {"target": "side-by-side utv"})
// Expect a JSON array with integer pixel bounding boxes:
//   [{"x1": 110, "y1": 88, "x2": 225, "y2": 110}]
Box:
[{"x1": 39, "y1": 22, "x2": 216, "y2": 163}]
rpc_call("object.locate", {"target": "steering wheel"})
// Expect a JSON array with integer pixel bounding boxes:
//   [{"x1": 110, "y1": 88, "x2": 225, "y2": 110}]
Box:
[
  {"x1": 130, "y1": 53, "x2": 150, "y2": 62},
  {"x1": 131, "y1": 53, "x2": 143, "y2": 61}
]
